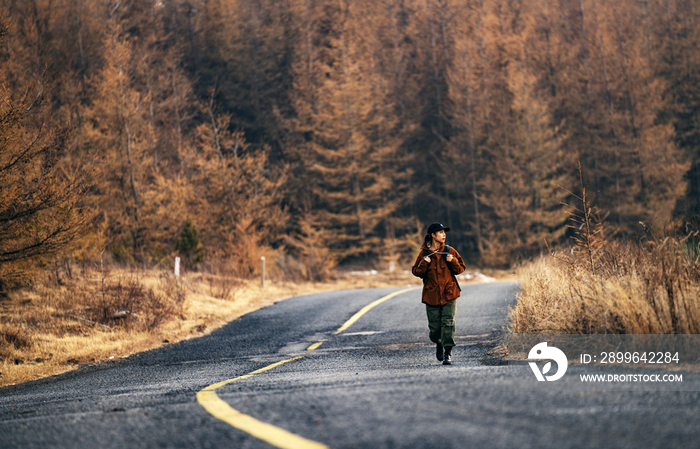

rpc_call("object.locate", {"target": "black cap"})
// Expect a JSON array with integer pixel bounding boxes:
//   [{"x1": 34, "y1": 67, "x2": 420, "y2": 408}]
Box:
[{"x1": 427, "y1": 222, "x2": 451, "y2": 234}]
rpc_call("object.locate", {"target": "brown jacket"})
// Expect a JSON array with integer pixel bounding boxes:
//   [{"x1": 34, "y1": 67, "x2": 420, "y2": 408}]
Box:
[{"x1": 412, "y1": 243, "x2": 466, "y2": 306}]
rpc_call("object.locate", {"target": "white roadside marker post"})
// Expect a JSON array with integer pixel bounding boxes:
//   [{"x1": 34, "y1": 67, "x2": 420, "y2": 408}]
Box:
[
  {"x1": 261, "y1": 256, "x2": 266, "y2": 288},
  {"x1": 175, "y1": 257, "x2": 180, "y2": 277}
]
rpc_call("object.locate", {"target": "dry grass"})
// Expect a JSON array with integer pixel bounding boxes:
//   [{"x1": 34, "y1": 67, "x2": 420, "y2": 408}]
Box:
[
  {"x1": 511, "y1": 160, "x2": 700, "y2": 335},
  {"x1": 0, "y1": 262, "x2": 506, "y2": 388},
  {"x1": 510, "y1": 237, "x2": 700, "y2": 334}
]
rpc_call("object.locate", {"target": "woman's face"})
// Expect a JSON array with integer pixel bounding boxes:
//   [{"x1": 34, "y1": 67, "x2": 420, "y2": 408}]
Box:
[{"x1": 432, "y1": 230, "x2": 446, "y2": 244}]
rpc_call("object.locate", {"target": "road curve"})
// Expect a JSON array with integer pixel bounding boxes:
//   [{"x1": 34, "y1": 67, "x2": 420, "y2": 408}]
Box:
[{"x1": 1, "y1": 281, "x2": 699, "y2": 449}]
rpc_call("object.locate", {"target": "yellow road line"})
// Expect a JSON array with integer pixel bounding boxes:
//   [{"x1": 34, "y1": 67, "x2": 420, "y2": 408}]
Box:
[
  {"x1": 197, "y1": 389, "x2": 328, "y2": 449},
  {"x1": 333, "y1": 287, "x2": 418, "y2": 335},
  {"x1": 197, "y1": 287, "x2": 417, "y2": 448},
  {"x1": 306, "y1": 341, "x2": 324, "y2": 351},
  {"x1": 201, "y1": 356, "x2": 304, "y2": 391},
  {"x1": 197, "y1": 355, "x2": 328, "y2": 449}
]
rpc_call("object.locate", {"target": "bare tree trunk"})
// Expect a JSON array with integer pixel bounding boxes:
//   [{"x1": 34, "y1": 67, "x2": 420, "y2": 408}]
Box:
[
  {"x1": 73, "y1": 0, "x2": 86, "y2": 74},
  {"x1": 339, "y1": 13, "x2": 364, "y2": 237},
  {"x1": 31, "y1": 0, "x2": 45, "y2": 75},
  {"x1": 578, "y1": 0, "x2": 593, "y2": 95},
  {"x1": 172, "y1": 71, "x2": 183, "y2": 168},
  {"x1": 123, "y1": 121, "x2": 139, "y2": 221},
  {"x1": 597, "y1": 26, "x2": 622, "y2": 225},
  {"x1": 463, "y1": 55, "x2": 483, "y2": 253},
  {"x1": 114, "y1": 33, "x2": 141, "y2": 244},
  {"x1": 207, "y1": 93, "x2": 224, "y2": 162},
  {"x1": 389, "y1": 2, "x2": 407, "y2": 125},
  {"x1": 612, "y1": 7, "x2": 644, "y2": 191},
  {"x1": 147, "y1": 66, "x2": 158, "y2": 169},
  {"x1": 389, "y1": 0, "x2": 417, "y2": 218},
  {"x1": 426, "y1": 0, "x2": 443, "y2": 135}
]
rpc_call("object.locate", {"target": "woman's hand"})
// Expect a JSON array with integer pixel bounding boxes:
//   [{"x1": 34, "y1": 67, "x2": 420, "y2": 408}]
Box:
[
  {"x1": 446, "y1": 253, "x2": 453, "y2": 262},
  {"x1": 423, "y1": 256, "x2": 431, "y2": 263}
]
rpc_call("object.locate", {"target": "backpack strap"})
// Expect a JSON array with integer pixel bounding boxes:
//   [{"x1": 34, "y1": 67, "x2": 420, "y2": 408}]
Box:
[{"x1": 444, "y1": 245, "x2": 461, "y2": 291}]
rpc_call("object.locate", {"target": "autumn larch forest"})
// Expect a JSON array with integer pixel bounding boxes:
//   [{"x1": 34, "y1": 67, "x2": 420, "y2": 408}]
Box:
[{"x1": 1, "y1": 0, "x2": 699, "y2": 287}]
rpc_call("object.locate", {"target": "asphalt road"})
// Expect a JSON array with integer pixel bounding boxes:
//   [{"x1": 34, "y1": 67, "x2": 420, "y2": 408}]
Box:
[{"x1": 1, "y1": 281, "x2": 699, "y2": 449}]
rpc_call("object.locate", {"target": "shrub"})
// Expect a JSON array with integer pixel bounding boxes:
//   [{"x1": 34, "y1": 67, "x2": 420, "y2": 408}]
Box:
[{"x1": 175, "y1": 220, "x2": 204, "y2": 269}]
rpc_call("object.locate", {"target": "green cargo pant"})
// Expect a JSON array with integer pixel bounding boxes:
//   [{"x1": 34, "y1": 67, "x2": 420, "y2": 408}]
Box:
[{"x1": 425, "y1": 300, "x2": 456, "y2": 347}]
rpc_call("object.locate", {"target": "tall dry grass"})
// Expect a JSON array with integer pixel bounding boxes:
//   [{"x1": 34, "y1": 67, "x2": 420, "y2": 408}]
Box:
[
  {"x1": 510, "y1": 163, "x2": 700, "y2": 334},
  {"x1": 0, "y1": 265, "x2": 188, "y2": 386},
  {"x1": 511, "y1": 237, "x2": 700, "y2": 334}
]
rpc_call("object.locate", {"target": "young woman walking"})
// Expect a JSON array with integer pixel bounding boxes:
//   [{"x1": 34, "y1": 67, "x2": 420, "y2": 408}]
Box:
[{"x1": 412, "y1": 223, "x2": 466, "y2": 365}]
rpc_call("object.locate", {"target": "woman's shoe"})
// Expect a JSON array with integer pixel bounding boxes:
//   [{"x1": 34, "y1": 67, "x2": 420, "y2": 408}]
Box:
[
  {"x1": 443, "y1": 347, "x2": 452, "y2": 365},
  {"x1": 436, "y1": 343, "x2": 444, "y2": 361}
]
